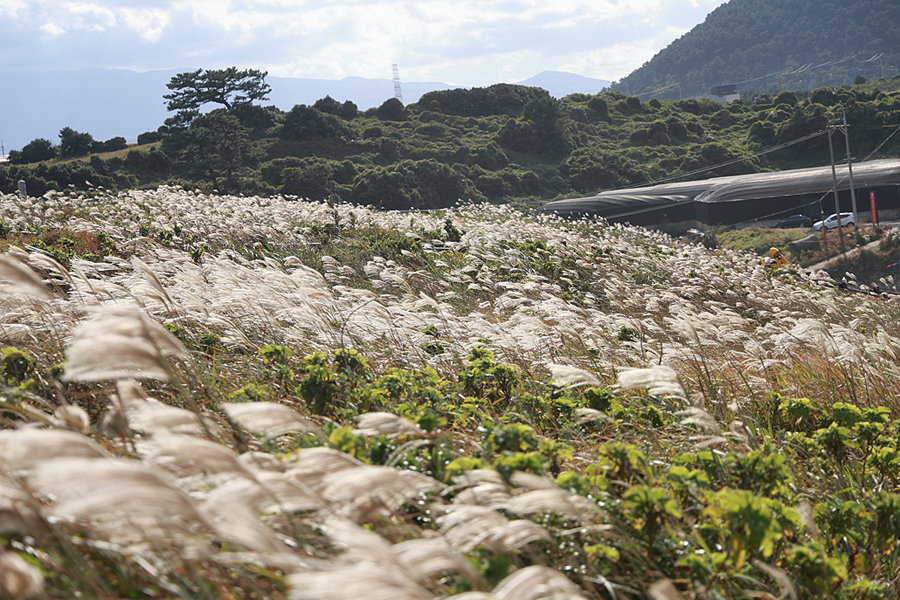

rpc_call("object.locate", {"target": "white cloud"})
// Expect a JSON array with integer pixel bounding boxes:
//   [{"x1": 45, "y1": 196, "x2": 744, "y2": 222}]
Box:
[
  {"x1": 0, "y1": 0, "x2": 30, "y2": 19},
  {"x1": 67, "y1": 2, "x2": 118, "y2": 30},
  {"x1": 119, "y1": 7, "x2": 172, "y2": 42},
  {"x1": 40, "y1": 22, "x2": 67, "y2": 38},
  {"x1": 3, "y1": 0, "x2": 729, "y2": 84}
]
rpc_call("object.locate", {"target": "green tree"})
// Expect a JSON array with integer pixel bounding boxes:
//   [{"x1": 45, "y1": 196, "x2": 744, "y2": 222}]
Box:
[
  {"x1": 8, "y1": 138, "x2": 55, "y2": 164},
  {"x1": 58, "y1": 127, "x2": 93, "y2": 157},
  {"x1": 280, "y1": 105, "x2": 354, "y2": 142},
  {"x1": 374, "y1": 98, "x2": 406, "y2": 121},
  {"x1": 161, "y1": 111, "x2": 254, "y2": 189},
  {"x1": 163, "y1": 67, "x2": 271, "y2": 129}
]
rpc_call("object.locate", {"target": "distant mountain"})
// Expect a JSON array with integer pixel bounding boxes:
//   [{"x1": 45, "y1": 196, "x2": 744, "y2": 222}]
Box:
[
  {"x1": 612, "y1": 0, "x2": 900, "y2": 100},
  {"x1": 0, "y1": 69, "x2": 609, "y2": 154},
  {"x1": 515, "y1": 71, "x2": 611, "y2": 98}
]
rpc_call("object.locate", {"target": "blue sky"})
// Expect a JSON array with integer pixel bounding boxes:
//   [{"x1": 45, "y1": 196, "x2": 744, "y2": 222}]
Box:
[{"x1": 0, "y1": 0, "x2": 729, "y2": 86}]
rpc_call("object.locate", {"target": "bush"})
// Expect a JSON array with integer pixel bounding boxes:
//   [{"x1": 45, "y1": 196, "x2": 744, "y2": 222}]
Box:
[
  {"x1": 281, "y1": 105, "x2": 355, "y2": 142},
  {"x1": 314, "y1": 96, "x2": 359, "y2": 119},
  {"x1": 95, "y1": 136, "x2": 127, "y2": 153},
  {"x1": 8, "y1": 138, "x2": 56, "y2": 164},
  {"x1": 416, "y1": 84, "x2": 550, "y2": 117},
  {"x1": 351, "y1": 159, "x2": 481, "y2": 210},
  {"x1": 375, "y1": 98, "x2": 406, "y2": 121},
  {"x1": 137, "y1": 131, "x2": 162, "y2": 145},
  {"x1": 280, "y1": 158, "x2": 334, "y2": 201}
]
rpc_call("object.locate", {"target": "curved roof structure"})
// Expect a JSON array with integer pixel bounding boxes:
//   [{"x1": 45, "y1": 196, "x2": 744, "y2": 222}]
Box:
[{"x1": 538, "y1": 159, "x2": 900, "y2": 227}]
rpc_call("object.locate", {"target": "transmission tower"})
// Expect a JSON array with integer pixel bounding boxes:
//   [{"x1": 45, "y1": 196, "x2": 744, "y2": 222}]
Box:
[{"x1": 392, "y1": 64, "x2": 403, "y2": 103}]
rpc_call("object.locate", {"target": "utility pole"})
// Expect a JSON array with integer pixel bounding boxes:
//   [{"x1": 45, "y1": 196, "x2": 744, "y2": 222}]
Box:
[
  {"x1": 842, "y1": 108, "x2": 859, "y2": 233},
  {"x1": 828, "y1": 128, "x2": 845, "y2": 250}
]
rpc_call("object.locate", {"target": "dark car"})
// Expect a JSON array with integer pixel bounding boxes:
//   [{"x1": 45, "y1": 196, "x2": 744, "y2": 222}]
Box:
[{"x1": 775, "y1": 214, "x2": 814, "y2": 229}]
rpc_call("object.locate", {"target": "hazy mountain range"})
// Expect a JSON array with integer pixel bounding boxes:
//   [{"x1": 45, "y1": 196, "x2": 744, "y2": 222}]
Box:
[{"x1": 0, "y1": 69, "x2": 610, "y2": 154}]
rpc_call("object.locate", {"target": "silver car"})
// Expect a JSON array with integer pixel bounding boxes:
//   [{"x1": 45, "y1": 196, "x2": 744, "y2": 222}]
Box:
[{"x1": 812, "y1": 212, "x2": 855, "y2": 231}]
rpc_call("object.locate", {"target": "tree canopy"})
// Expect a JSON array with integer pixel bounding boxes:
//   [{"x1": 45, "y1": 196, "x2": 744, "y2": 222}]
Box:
[
  {"x1": 164, "y1": 67, "x2": 271, "y2": 128},
  {"x1": 8, "y1": 138, "x2": 55, "y2": 164},
  {"x1": 58, "y1": 127, "x2": 93, "y2": 157}
]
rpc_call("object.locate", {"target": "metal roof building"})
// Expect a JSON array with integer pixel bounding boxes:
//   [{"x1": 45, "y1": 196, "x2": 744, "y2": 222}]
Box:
[{"x1": 538, "y1": 159, "x2": 900, "y2": 229}]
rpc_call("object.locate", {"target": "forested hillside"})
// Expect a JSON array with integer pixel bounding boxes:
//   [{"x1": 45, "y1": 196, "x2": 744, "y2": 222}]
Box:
[
  {"x1": 613, "y1": 0, "x2": 900, "y2": 101},
  {"x1": 3, "y1": 75, "x2": 900, "y2": 211}
]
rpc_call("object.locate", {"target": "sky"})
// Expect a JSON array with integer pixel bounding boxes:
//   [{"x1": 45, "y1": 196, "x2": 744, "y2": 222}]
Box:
[{"x1": 0, "y1": 0, "x2": 730, "y2": 87}]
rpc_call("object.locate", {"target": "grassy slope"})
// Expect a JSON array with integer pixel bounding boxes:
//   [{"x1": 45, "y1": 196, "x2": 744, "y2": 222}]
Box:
[{"x1": 0, "y1": 188, "x2": 899, "y2": 598}]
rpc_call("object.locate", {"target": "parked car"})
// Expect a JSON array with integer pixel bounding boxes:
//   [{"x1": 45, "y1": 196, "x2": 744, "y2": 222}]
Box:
[
  {"x1": 775, "y1": 214, "x2": 814, "y2": 229},
  {"x1": 813, "y1": 212, "x2": 856, "y2": 231}
]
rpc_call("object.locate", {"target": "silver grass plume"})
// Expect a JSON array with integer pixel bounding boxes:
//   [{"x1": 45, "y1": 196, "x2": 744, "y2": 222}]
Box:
[
  {"x1": 616, "y1": 365, "x2": 687, "y2": 400},
  {"x1": 574, "y1": 408, "x2": 613, "y2": 425},
  {"x1": 648, "y1": 579, "x2": 683, "y2": 600},
  {"x1": 317, "y1": 517, "x2": 396, "y2": 562},
  {"x1": 130, "y1": 256, "x2": 176, "y2": 313},
  {"x1": 204, "y1": 499, "x2": 292, "y2": 554},
  {"x1": 436, "y1": 505, "x2": 509, "y2": 552},
  {"x1": 203, "y1": 470, "x2": 323, "y2": 515},
  {"x1": 220, "y1": 401, "x2": 318, "y2": 439},
  {"x1": 447, "y1": 469, "x2": 510, "y2": 506},
  {"x1": 0, "y1": 552, "x2": 44, "y2": 600},
  {"x1": 124, "y1": 397, "x2": 220, "y2": 437},
  {"x1": 354, "y1": 412, "x2": 426, "y2": 437},
  {"x1": 452, "y1": 482, "x2": 511, "y2": 508},
  {"x1": 0, "y1": 255, "x2": 51, "y2": 299},
  {"x1": 0, "y1": 472, "x2": 46, "y2": 537},
  {"x1": 29, "y1": 458, "x2": 214, "y2": 543},
  {"x1": 288, "y1": 562, "x2": 433, "y2": 600},
  {"x1": 509, "y1": 472, "x2": 560, "y2": 490},
  {"x1": 392, "y1": 537, "x2": 478, "y2": 581},
  {"x1": 285, "y1": 447, "x2": 366, "y2": 491},
  {"x1": 113, "y1": 380, "x2": 219, "y2": 437},
  {"x1": 0, "y1": 429, "x2": 106, "y2": 472},
  {"x1": 28, "y1": 251, "x2": 75, "y2": 289},
  {"x1": 451, "y1": 469, "x2": 506, "y2": 487},
  {"x1": 51, "y1": 405, "x2": 91, "y2": 433},
  {"x1": 320, "y1": 465, "x2": 445, "y2": 521},
  {"x1": 503, "y1": 488, "x2": 601, "y2": 523},
  {"x1": 490, "y1": 565, "x2": 586, "y2": 600},
  {"x1": 62, "y1": 305, "x2": 189, "y2": 382},
  {"x1": 437, "y1": 505, "x2": 550, "y2": 552},
  {"x1": 547, "y1": 363, "x2": 601, "y2": 389},
  {"x1": 138, "y1": 434, "x2": 256, "y2": 479},
  {"x1": 675, "y1": 407, "x2": 722, "y2": 434}
]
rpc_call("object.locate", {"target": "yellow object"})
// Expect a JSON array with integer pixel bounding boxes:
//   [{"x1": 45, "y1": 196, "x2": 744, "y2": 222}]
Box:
[{"x1": 767, "y1": 247, "x2": 788, "y2": 269}]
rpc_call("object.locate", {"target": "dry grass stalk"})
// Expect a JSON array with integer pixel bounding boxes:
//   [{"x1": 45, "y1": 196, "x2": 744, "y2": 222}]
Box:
[{"x1": 62, "y1": 305, "x2": 189, "y2": 382}]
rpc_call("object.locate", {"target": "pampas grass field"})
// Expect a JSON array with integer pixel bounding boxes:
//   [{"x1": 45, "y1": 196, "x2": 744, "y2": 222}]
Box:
[{"x1": 0, "y1": 186, "x2": 899, "y2": 599}]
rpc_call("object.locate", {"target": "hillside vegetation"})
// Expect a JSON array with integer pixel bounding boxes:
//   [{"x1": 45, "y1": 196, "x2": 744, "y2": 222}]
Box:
[
  {"x1": 3, "y1": 76, "x2": 900, "y2": 212},
  {"x1": 1, "y1": 187, "x2": 900, "y2": 597},
  {"x1": 613, "y1": 0, "x2": 900, "y2": 100}
]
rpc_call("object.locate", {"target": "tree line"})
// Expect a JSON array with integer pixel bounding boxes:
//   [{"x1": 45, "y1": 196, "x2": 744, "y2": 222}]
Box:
[{"x1": 3, "y1": 67, "x2": 900, "y2": 210}]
